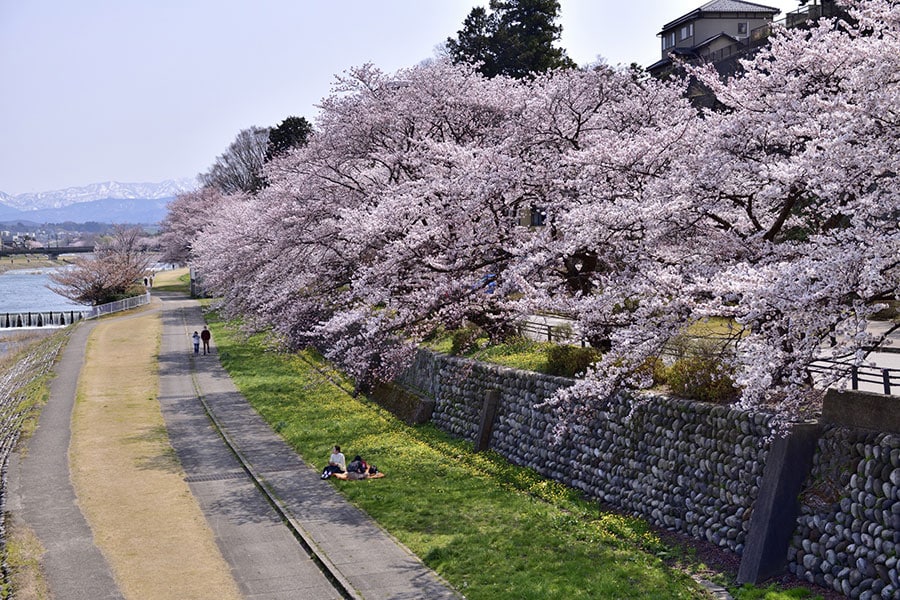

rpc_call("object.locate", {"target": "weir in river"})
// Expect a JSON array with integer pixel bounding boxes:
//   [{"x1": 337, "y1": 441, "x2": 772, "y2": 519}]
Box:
[{"x1": 0, "y1": 310, "x2": 89, "y2": 329}]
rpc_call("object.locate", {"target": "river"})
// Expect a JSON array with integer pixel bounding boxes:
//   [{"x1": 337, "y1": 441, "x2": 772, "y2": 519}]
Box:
[
  {"x1": 0, "y1": 268, "x2": 88, "y2": 357},
  {"x1": 0, "y1": 267, "x2": 88, "y2": 314}
]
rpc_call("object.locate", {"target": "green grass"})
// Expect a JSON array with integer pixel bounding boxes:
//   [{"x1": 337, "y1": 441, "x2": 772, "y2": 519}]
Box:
[
  {"x1": 424, "y1": 333, "x2": 562, "y2": 373},
  {"x1": 151, "y1": 271, "x2": 191, "y2": 293},
  {"x1": 684, "y1": 316, "x2": 745, "y2": 338},
  {"x1": 206, "y1": 311, "x2": 704, "y2": 600}
]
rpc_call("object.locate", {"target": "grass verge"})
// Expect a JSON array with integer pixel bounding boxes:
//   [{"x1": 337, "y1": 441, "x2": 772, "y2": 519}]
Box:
[
  {"x1": 3, "y1": 517, "x2": 50, "y2": 600},
  {"x1": 207, "y1": 311, "x2": 706, "y2": 600},
  {"x1": 732, "y1": 584, "x2": 823, "y2": 599},
  {"x1": 69, "y1": 311, "x2": 241, "y2": 600}
]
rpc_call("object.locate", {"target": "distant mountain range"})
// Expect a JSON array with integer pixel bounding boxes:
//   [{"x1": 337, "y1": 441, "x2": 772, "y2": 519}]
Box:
[{"x1": 0, "y1": 179, "x2": 197, "y2": 224}]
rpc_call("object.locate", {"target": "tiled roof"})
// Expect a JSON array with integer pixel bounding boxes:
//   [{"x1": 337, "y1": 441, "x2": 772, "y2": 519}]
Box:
[
  {"x1": 698, "y1": 0, "x2": 780, "y2": 13},
  {"x1": 661, "y1": 0, "x2": 780, "y2": 32}
]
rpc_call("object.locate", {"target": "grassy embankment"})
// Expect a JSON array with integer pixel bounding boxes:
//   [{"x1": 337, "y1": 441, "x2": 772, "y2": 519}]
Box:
[
  {"x1": 150, "y1": 268, "x2": 190, "y2": 293},
  {"x1": 206, "y1": 310, "x2": 707, "y2": 600},
  {"x1": 0, "y1": 255, "x2": 67, "y2": 275},
  {"x1": 208, "y1": 306, "x2": 825, "y2": 600}
]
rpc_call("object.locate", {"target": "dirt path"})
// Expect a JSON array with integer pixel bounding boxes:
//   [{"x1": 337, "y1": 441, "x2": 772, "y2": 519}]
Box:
[{"x1": 68, "y1": 305, "x2": 242, "y2": 600}]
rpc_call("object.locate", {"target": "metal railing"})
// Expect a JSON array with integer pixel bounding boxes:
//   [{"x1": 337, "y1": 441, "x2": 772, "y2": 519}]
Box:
[
  {"x1": 808, "y1": 359, "x2": 900, "y2": 396},
  {"x1": 84, "y1": 292, "x2": 151, "y2": 319}
]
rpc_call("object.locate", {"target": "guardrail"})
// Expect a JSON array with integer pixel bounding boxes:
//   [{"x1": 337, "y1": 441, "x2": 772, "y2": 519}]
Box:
[{"x1": 517, "y1": 320, "x2": 591, "y2": 347}]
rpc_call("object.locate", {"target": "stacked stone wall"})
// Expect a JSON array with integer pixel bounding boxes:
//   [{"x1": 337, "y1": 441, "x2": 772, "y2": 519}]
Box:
[
  {"x1": 407, "y1": 351, "x2": 772, "y2": 555},
  {"x1": 398, "y1": 349, "x2": 900, "y2": 597},
  {"x1": 789, "y1": 427, "x2": 900, "y2": 599}
]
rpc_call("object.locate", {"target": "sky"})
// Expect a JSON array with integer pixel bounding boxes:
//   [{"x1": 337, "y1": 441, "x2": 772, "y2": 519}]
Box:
[{"x1": 0, "y1": 0, "x2": 801, "y2": 196}]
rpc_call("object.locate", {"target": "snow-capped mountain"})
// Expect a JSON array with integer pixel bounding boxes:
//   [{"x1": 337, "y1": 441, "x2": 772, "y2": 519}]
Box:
[{"x1": 0, "y1": 179, "x2": 197, "y2": 211}]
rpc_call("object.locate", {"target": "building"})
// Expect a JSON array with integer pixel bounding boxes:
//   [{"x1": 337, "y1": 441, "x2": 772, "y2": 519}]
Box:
[
  {"x1": 647, "y1": 0, "x2": 781, "y2": 78},
  {"x1": 647, "y1": 1, "x2": 845, "y2": 79}
]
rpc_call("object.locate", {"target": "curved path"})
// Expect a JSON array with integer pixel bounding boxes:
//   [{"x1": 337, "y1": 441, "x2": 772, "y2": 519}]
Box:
[
  {"x1": 7, "y1": 319, "x2": 123, "y2": 600},
  {"x1": 8, "y1": 293, "x2": 458, "y2": 599}
]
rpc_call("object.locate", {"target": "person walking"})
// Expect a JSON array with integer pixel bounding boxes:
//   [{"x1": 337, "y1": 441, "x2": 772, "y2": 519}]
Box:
[
  {"x1": 192, "y1": 331, "x2": 201, "y2": 355},
  {"x1": 200, "y1": 326, "x2": 211, "y2": 355}
]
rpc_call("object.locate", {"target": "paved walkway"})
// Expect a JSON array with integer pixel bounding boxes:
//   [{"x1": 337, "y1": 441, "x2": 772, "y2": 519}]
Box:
[
  {"x1": 9, "y1": 294, "x2": 458, "y2": 599},
  {"x1": 813, "y1": 321, "x2": 900, "y2": 395}
]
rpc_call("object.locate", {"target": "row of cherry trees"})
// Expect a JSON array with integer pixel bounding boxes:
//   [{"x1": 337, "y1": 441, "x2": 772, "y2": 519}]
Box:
[{"x1": 164, "y1": 0, "x2": 899, "y2": 424}]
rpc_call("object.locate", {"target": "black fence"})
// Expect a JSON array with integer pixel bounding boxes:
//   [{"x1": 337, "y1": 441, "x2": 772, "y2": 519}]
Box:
[
  {"x1": 517, "y1": 315, "x2": 900, "y2": 397},
  {"x1": 808, "y1": 359, "x2": 900, "y2": 396}
]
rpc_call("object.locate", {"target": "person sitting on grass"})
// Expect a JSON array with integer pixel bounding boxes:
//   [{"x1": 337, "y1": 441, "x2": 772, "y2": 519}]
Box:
[
  {"x1": 320, "y1": 445, "x2": 346, "y2": 479},
  {"x1": 332, "y1": 455, "x2": 384, "y2": 480}
]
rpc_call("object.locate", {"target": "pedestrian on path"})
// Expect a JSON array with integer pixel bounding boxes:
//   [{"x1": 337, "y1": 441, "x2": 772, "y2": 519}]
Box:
[
  {"x1": 192, "y1": 331, "x2": 200, "y2": 355},
  {"x1": 201, "y1": 326, "x2": 211, "y2": 355}
]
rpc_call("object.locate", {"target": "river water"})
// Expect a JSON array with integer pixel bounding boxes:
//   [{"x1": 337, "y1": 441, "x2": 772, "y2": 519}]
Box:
[
  {"x1": 0, "y1": 268, "x2": 89, "y2": 358},
  {"x1": 0, "y1": 268, "x2": 88, "y2": 314}
]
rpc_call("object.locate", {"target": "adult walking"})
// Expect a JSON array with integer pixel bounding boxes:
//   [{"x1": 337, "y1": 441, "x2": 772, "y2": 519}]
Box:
[{"x1": 200, "y1": 325, "x2": 211, "y2": 355}]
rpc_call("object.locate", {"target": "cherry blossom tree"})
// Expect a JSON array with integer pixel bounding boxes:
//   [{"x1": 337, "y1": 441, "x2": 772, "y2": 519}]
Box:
[
  {"x1": 531, "y1": 0, "x2": 900, "y2": 424},
  {"x1": 187, "y1": 0, "x2": 899, "y2": 425},
  {"x1": 49, "y1": 226, "x2": 151, "y2": 305},
  {"x1": 159, "y1": 187, "x2": 237, "y2": 265},
  {"x1": 193, "y1": 62, "x2": 534, "y2": 384}
]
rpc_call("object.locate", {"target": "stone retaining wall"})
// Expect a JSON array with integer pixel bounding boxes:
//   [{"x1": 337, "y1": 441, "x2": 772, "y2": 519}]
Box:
[
  {"x1": 396, "y1": 350, "x2": 900, "y2": 597},
  {"x1": 399, "y1": 351, "x2": 772, "y2": 555},
  {"x1": 789, "y1": 427, "x2": 900, "y2": 599}
]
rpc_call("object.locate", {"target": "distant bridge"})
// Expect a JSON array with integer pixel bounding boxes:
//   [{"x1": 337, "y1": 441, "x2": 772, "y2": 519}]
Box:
[{"x1": 0, "y1": 246, "x2": 95, "y2": 258}]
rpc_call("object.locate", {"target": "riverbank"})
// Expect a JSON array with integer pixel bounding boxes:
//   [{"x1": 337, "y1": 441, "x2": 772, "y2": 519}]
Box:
[
  {"x1": 0, "y1": 255, "x2": 70, "y2": 275},
  {"x1": 0, "y1": 329, "x2": 59, "y2": 360}
]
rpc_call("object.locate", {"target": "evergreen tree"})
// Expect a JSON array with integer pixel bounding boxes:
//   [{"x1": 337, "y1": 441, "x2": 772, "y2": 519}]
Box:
[
  {"x1": 266, "y1": 116, "x2": 313, "y2": 161},
  {"x1": 447, "y1": 0, "x2": 575, "y2": 78}
]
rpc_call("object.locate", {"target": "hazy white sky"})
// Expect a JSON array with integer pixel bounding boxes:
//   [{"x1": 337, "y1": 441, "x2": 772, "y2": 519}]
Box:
[{"x1": 0, "y1": 0, "x2": 801, "y2": 195}]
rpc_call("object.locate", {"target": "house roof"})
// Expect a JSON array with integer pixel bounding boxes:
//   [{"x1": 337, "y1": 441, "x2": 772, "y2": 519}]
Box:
[
  {"x1": 660, "y1": 0, "x2": 781, "y2": 33},
  {"x1": 647, "y1": 32, "x2": 742, "y2": 73},
  {"x1": 693, "y1": 31, "x2": 741, "y2": 50}
]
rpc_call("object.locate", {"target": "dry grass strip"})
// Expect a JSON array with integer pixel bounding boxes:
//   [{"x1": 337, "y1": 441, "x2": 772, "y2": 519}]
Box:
[
  {"x1": 5, "y1": 515, "x2": 51, "y2": 600},
  {"x1": 70, "y1": 311, "x2": 241, "y2": 600}
]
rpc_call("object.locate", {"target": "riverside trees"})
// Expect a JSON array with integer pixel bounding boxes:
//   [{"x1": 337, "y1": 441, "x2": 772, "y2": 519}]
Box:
[
  {"x1": 184, "y1": 0, "x2": 899, "y2": 422},
  {"x1": 49, "y1": 226, "x2": 152, "y2": 305}
]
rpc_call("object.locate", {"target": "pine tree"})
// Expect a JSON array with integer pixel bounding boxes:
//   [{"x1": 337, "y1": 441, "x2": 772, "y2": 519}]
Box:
[{"x1": 447, "y1": 0, "x2": 575, "y2": 78}]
